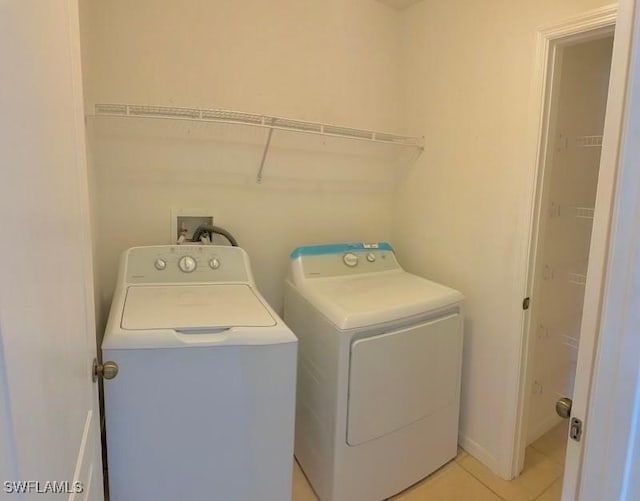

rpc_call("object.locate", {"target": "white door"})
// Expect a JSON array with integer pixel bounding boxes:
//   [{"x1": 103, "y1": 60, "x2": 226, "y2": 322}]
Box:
[
  {"x1": 562, "y1": 1, "x2": 639, "y2": 499},
  {"x1": 0, "y1": 1, "x2": 103, "y2": 500}
]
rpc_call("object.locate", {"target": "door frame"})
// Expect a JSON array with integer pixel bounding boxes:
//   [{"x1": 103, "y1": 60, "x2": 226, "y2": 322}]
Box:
[{"x1": 510, "y1": 3, "x2": 617, "y2": 481}]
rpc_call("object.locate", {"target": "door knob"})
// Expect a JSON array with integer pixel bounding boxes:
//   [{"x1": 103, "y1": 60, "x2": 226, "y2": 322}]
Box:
[
  {"x1": 93, "y1": 358, "x2": 119, "y2": 382},
  {"x1": 556, "y1": 397, "x2": 572, "y2": 419}
]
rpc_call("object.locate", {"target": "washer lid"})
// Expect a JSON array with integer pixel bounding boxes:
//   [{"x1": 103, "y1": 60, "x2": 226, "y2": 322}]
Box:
[
  {"x1": 121, "y1": 284, "x2": 276, "y2": 330},
  {"x1": 298, "y1": 270, "x2": 463, "y2": 330}
]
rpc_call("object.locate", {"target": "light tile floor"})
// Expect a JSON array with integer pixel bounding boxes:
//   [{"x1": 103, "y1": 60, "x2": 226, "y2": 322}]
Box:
[{"x1": 293, "y1": 422, "x2": 569, "y2": 501}]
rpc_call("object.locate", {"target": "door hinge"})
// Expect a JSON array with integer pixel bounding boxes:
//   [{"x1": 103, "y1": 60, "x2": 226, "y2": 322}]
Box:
[
  {"x1": 522, "y1": 297, "x2": 531, "y2": 310},
  {"x1": 570, "y1": 417, "x2": 583, "y2": 442}
]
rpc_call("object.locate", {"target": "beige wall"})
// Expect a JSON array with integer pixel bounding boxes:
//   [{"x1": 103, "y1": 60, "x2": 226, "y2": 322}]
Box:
[
  {"x1": 81, "y1": 0, "x2": 401, "y2": 131},
  {"x1": 396, "y1": 0, "x2": 613, "y2": 476},
  {"x1": 80, "y1": 0, "x2": 403, "y2": 327}
]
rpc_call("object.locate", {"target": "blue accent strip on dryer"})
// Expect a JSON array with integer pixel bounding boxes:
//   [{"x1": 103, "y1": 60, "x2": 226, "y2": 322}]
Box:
[{"x1": 289, "y1": 242, "x2": 394, "y2": 259}]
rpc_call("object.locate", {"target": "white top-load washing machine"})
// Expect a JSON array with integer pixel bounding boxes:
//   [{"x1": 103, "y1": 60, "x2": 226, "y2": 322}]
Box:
[
  {"x1": 102, "y1": 245, "x2": 297, "y2": 501},
  {"x1": 284, "y1": 242, "x2": 464, "y2": 501}
]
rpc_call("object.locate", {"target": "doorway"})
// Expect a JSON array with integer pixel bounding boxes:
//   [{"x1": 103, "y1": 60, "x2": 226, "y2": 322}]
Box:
[{"x1": 518, "y1": 28, "x2": 615, "y2": 494}]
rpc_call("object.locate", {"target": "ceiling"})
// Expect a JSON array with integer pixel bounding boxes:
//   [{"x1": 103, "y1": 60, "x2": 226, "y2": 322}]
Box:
[{"x1": 375, "y1": 0, "x2": 424, "y2": 10}]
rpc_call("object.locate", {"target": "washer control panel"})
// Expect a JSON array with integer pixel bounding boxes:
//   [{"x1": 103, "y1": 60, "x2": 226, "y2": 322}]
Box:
[{"x1": 125, "y1": 245, "x2": 249, "y2": 284}]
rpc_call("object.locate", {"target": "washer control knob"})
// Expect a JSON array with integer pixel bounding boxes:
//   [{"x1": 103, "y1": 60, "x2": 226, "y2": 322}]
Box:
[
  {"x1": 209, "y1": 258, "x2": 221, "y2": 270},
  {"x1": 343, "y1": 253, "x2": 359, "y2": 267},
  {"x1": 154, "y1": 258, "x2": 167, "y2": 270},
  {"x1": 366, "y1": 253, "x2": 376, "y2": 263},
  {"x1": 178, "y1": 255, "x2": 197, "y2": 273}
]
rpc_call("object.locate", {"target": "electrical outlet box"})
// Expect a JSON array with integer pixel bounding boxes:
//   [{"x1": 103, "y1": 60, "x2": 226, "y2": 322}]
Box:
[{"x1": 170, "y1": 209, "x2": 213, "y2": 243}]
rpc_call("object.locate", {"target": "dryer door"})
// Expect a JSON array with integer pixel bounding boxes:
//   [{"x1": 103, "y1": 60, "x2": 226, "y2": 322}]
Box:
[{"x1": 347, "y1": 313, "x2": 462, "y2": 446}]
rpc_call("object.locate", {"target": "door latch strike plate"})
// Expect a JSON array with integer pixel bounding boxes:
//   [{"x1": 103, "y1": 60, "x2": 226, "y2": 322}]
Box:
[{"x1": 570, "y1": 417, "x2": 583, "y2": 442}]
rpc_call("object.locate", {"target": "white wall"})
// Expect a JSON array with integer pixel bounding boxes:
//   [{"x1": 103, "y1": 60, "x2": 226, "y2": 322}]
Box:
[
  {"x1": 395, "y1": 0, "x2": 612, "y2": 477},
  {"x1": 79, "y1": 0, "x2": 403, "y2": 327}
]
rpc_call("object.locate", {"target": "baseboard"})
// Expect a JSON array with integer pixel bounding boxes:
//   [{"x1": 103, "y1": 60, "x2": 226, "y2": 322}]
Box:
[{"x1": 458, "y1": 432, "x2": 502, "y2": 475}]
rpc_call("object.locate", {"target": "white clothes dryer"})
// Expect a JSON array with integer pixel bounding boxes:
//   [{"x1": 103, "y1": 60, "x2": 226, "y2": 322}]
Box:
[
  {"x1": 284, "y1": 242, "x2": 464, "y2": 501},
  {"x1": 103, "y1": 245, "x2": 297, "y2": 501}
]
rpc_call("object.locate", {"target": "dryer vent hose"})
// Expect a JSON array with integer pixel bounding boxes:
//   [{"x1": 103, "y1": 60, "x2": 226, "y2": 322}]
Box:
[{"x1": 192, "y1": 224, "x2": 238, "y2": 247}]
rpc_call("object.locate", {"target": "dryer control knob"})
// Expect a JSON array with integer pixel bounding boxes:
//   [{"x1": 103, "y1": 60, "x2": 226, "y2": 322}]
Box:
[
  {"x1": 366, "y1": 253, "x2": 376, "y2": 263},
  {"x1": 154, "y1": 258, "x2": 167, "y2": 270},
  {"x1": 343, "y1": 253, "x2": 359, "y2": 267},
  {"x1": 209, "y1": 258, "x2": 221, "y2": 270},
  {"x1": 178, "y1": 255, "x2": 197, "y2": 273}
]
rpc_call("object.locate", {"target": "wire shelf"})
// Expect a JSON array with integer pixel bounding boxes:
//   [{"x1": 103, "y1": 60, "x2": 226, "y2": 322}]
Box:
[
  {"x1": 562, "y1": 205, "x2": 595, "y2": 219},
  {"x1": 567, "y1": 272, "x2": 587, "y2": 286},
  {"x1": 575, "y1": 135, "x2": 603, "y2": 147},
  {"x1": 90, "y1": 103, "x2": 424, "y2": 183},
  {"x1": 550, "y1": 203, "x2": 595, "y2": 219},
  {"x1": 572, "y1": 206, "x2": 595, "y2": 219},
  {"x1": 542, "y1": 261, "x2": 588, "y2": 286},
  {"x1": 92, "y1": 103, "x2": 424, "y2": 148}
]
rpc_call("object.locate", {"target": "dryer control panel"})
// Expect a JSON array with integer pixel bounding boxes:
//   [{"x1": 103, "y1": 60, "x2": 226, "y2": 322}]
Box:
[
  {"x1": 289, "y1": 242, "x2": 400, "y2": 279},
  {"x1": 124, "y1": 245, "x2": 250, "y2": 284}
]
